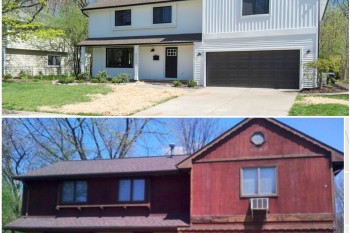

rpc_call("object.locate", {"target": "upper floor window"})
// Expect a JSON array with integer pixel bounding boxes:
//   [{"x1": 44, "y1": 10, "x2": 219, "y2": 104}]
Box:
[
  {"x1": 242, "y1": 0, "x2": 269, "y2": 16},
  {"x1": 61, "y1": 181, "x2": 87, "y2": 203},
  {"x1": 115, "y1": 10, "x2": 131, "y2": 26},
  {"x1": 48, "y1": 55, "x2": 61, "y2": 66},
  {"x1": 106, "y1": 48, "x2": 133, "y2": 68},
  {"x1": 118, "y1": 178, "x2": 146, "y2": 202},
  {"x1": 241, "y1": 167, "x2": 277, "y2": 197},
  {"x1": 153, "y1": 6, "x2": 172, "y2": 24}
]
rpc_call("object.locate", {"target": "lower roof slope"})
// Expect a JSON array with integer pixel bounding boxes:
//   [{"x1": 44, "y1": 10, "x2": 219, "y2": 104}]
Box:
[
  {"x1": 15, "y1": 154, "x2": 189, "y2": 180},
  {"x1": 5, "y1": 215, "x2": 189, "y2": 231}
]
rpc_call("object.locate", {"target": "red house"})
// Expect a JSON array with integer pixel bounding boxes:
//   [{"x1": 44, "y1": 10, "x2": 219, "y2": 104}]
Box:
[{"x1": 5, "y1": 119, "x2": 344, "y2": 233}]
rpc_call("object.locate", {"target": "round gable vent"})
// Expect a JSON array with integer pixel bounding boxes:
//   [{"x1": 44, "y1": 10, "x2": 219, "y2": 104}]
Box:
[{"x1": 251, "y1": 132, "x2": 265, "y2": 146}]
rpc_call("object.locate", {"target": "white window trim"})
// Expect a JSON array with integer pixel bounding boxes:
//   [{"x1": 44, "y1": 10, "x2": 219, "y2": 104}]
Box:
[
  {"x1": 241, "y1": 0, "x2": 271, "y2": 18},
  {"x1": 111, "y1": 3, "x2": 177, "y2": 31},
  {"x1": 240, "y1": 166, "x2": 278, "y2": 198},
  {"x1": 48, "y1": 54, "x2": 62, "y2": 67}
]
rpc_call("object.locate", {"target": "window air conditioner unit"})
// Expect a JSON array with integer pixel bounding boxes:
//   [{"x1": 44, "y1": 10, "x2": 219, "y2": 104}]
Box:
[
  {"x1": 250, "y1": 198, "x2": 269, "y2": 219},
  {"x1": 250, "y1": 198, "x2": 269, "y2": 210}
]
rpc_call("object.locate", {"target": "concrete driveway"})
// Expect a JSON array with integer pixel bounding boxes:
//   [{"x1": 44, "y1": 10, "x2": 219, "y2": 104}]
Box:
[{"x1": 135, "y1": 87, "x2": 298, "y2": 116}]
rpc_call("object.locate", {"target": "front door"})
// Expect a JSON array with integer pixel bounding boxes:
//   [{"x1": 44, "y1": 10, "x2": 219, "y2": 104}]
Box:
[{"x1": 165, "y1": 47, "x2": 178, "y2": 78}]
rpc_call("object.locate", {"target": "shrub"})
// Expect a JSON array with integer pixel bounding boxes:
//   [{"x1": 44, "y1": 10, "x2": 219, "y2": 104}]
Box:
[
  {"x1": 91, "y1": 78, "x2": 100, "y2": 83},
  {"x1": 96, "y1": 70, "x2": 110, "y2": 82},
  {"x1": 99, "y1": 77, "x2": 108, "y2": 83},
  {"x1": 33, "y1": 75, "x2": 43, "y2": 80},
  {"x1": 19, "y1": 70, "x2": 29, "y2": 80},
  {"x1": 77, "y1": 72, "x2": 91, "y2": 81},
  {"x1": 112, "y1": 73, "x2": 130, "y2": 84},
  {"x1": 58, "y1": 75, "x2": 75, "y2": 84},
  {"x1": 3, "y1": 73, "x2": 12, "y2": 81},
  {"x1": 173, "y1": 80, "x2": 182, "y2": 87},
  {"x1": 76, "y1": 79, "x2": 85, "y2": 84},
  {"x1": 187, "y1": 80, "x2": 197, "y2": 88}
]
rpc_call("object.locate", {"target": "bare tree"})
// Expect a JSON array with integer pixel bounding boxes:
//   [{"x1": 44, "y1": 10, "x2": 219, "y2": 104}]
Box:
[{"x1": 174, "y1": 119, "x2": 223, "y2": 155}]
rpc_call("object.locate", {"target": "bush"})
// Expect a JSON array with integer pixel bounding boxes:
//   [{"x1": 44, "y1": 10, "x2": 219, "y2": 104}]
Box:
[
  {"x1": 76, "y1": 79, "x2": 85, "y2": 83},
  {"x1": 98, "y1": 77, "x2": 108, "y2": 83},
  {"x1": 33, "y1": 75, "x2": 43, "y2": 80},
  {"x1": 96, "y1": 70, "x2": 110, "y2": 82},
  {"x1": 19, "y1": 70, "x2": 30, "y2": 80},
  {"x1": 112, "y1": 73, "x2": 130, "y2": 84},
  {"x1": 58, "y1": 75, "x2": 75, "y2": 84},
  {"x1": 187, "y1": 80, "x2": 197, "y2": 88},
  {"x1": 173, "y1": 80, "x2": 182, "y2": 87},
  {"x1": 91, "y1": 78, "x2": 100, "y2": 83},
  {"x1": 77, "y1": 72, "x2": 91, "y2": 81},
  {"x1": 3, "y1": 73, "x2": 12, "y2": 81}
]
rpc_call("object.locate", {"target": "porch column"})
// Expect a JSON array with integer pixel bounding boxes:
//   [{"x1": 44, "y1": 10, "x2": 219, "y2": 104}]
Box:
[
  {"x1": 80, "y1": 46, "x2": 86, "y2": 73},
  {"x1": 134, "y1": 45, "x2": 139, "y2": 81}
]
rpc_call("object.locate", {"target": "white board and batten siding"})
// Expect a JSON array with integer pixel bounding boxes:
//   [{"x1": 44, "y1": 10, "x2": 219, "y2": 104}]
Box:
[
  {"x1": 195, "y1": 0, "x2": 321, "y2": 89},
  {"x1": 87, "y1": 0, "x2": 202, "y2": 38}
]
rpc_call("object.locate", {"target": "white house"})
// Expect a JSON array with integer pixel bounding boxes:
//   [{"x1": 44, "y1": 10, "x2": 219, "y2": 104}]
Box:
[
  {"x1": 79, "y1": 0, "x2": 329, "y2": 89},
  {"x1": 3, "y1": 37, "x2": 73, "y2": 77}
]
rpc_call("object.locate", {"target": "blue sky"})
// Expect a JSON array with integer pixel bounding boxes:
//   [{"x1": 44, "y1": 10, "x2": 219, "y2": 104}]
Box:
[{"x1": 133, "y1": 118, "x2": 344, "y2": 156}]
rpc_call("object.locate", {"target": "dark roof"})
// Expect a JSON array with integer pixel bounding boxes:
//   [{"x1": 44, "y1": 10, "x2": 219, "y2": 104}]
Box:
[
  {"x1": 78, "y1": 33, "x2": 202, "y2": 46},
  {"x1": 15, "y1": 155, "x2": 189, "y2": 180},
  {"x1": 5, "y1": 215, "x2": 189, "y2": 231},
  {"x1": 177, "y1": 118, "x2": 344, "y2": 172},
  {"x1": 83, "y1": 0, "x2": 189, "y2": 11}
]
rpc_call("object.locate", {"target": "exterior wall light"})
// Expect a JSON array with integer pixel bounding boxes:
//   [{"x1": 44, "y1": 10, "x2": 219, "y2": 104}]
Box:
[
  {"x1": 197, "y1": 52, "x2": 202, "y2": 56},
  {"x1": 306, "y1": 50, "x2": 311, "y2": 54}
]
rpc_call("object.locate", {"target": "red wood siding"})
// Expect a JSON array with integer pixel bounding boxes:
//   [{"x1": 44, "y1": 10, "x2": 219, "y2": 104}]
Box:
[
  {"x1": 192, "y1": 157, "x2": 333, "y2": 216},
  {"x1": 191, "y1": 120, "x2": 333, "y2": 216},
  {"x1": 23, "y1": 173, "x2": 190, "y2": 217},
  {"x1": 197, "y1": 120, "x2": 329, "y2": 161}
]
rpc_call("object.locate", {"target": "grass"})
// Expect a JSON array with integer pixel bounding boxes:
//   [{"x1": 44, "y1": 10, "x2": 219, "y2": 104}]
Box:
[
  {"x1": 2, "y1": 81, "x2": 112, "y2": 112},
  {"x1": 289, "y1": 94, "x2": 349, "y2": 116}
]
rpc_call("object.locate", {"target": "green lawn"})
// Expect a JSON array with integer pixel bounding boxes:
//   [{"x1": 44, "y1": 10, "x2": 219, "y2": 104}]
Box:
[
  {"x1": 2, "y1": 81, "x2": 112, "y2": 112},
  {"x1": 289, "y1": 94, "x2": 349, "y2": 116}
]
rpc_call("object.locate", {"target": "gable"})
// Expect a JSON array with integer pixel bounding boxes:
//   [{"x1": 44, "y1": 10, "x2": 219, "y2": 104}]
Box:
[
  {"x1": 194, "y1": 119, "x2": 329, "y2": 162},
  {"x1": 177, "y1": 118, "x2": 343, "y2": 169}
]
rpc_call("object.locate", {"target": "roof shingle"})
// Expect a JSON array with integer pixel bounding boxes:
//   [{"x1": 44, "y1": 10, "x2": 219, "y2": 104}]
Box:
[
  {"x1": 83, "y1": 0, "x2": 188, "y2": 11},
  {"x1": 5, "y1": 215, "x2": 189, "y2": 231},
  {"x1": 78, "y1": 33, "x2": 202, "y2": 46},
  {"x1": 15, "y1": 155, "x2": 189, "y2": 180}
]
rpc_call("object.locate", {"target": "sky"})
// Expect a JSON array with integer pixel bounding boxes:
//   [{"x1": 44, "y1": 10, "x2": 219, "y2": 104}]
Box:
[{"x1": 133, "y1": 117, "x2": 345, "y2": 156}]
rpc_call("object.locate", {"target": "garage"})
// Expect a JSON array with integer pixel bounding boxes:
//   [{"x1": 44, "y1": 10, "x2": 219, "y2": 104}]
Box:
[{"x1": 206, "y1": 50, "x2": 300, "y2": 89}]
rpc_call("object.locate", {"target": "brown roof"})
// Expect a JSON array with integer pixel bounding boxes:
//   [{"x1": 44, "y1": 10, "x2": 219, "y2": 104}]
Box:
[
  {"x1": 5, "y1": 215, "x2": 189, "y2": 231},
  {"x1": 177, "y1": 118, "x2": 344, "y2": 172},
  {"x1": 83, "y1": 0, "x2": 189, "y2": 11},
  {"x1": 15, "y1": 155, "x2": 189, "y2": 180},
  {"x1": 78, "y1": 33, "x2": 202, "y2": 46}
]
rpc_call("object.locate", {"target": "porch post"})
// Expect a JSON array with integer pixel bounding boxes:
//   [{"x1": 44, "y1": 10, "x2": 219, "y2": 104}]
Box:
[
  {"x1": 80, "y1": 46, "x2": 86, "y2": 73},
  {"x1": 134, "y1": 45, "x2": 139, "y2": 81}
]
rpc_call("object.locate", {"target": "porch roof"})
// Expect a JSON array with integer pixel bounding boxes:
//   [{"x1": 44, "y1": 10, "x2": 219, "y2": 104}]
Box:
[
  {"x1": 5, "y1": 215, "x2": 189, "y2": 232},
  {"x1": 78, "y1": 33, "x2": 202, "y2": 46}
]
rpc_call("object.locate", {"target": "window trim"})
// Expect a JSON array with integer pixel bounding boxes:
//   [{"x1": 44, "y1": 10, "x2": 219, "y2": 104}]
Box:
[
  {"x1": 106, "y1": 47, "x2": 134, "y2": 68},
  {"x1": 48, "y1": 54, "x2": 61, "y2": 67},
  {"x1": 153, "y1": 6, "x2": 172, "y2": 24},
  {"x1": 241, "y1": 0, "x2": 271, "y2": 17},
  {"x1": 115, "y1": 9, "x2": 132, "y2": 26},
  {"x1": 60, "y1": 180, "x2": 88, "y2": 204},
  {"x1": 117, "y1": 178, "x2": 149, "y2": 204},
  {"x1": 240, "y1": 166, "x2": 278, "y2": 198}
]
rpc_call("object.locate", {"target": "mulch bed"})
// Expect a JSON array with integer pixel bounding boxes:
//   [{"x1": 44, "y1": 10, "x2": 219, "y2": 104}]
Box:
[{"x1": 300, "y1": 84, "x2": 348, "y2": 94}]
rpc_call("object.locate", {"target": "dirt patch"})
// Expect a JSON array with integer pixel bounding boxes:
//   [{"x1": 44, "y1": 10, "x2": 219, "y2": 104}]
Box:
[
  {"x1": 297, "y1": 96, "x2": 349, "y2": 106},
  {"x1": 300, "y1": 84, "x2": 348, "y2": 94},
  {"x1": 39, "y1": 84, "x2": 186, "y2": 116}
]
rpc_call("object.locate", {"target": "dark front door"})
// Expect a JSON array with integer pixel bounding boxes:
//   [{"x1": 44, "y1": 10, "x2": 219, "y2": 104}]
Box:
[
  {"x1": 206, "y1": 50, "x2": 300, "y2": 89},
  {"x1": 165, "y1": 47, "x2": 178, "y2": 78}
]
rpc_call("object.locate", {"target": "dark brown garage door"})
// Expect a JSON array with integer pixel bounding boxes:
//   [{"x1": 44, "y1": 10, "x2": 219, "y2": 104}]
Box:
[{"x1": 206, "y1": 50, "x2": 300, "y2": 89}]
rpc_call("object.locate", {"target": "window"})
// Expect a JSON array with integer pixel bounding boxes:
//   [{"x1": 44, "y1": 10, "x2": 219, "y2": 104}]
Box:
[
  {"x1": 48, "y1": 55, "x2": 61, "y2": 66},
  {"x1": 241, "y1": 167, "x2": 276, "y2": 197},
  {"x1": 153, "y1": 6, "x2": 172, "y2": 24},
  {"x1": 242, "y1": 0, "x2": 269, "y2": 16},
  {"x1": 61, "y1": 181, "x2": 87, "y2": 203},
  {"x1": 106, "y1": 48, "x2": 133, "y2": 68},
  {"x1": 118, "y1": 178, "x2": 146, "y2": 202},
  {"x1": 115, "y1": 10, "x2": 131, "y2": 26}
]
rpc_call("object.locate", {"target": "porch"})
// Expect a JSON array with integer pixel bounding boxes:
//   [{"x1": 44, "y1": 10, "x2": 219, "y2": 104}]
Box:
[{"x1": 78, "y1": 33, "x2": 202, "y2": 82}]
